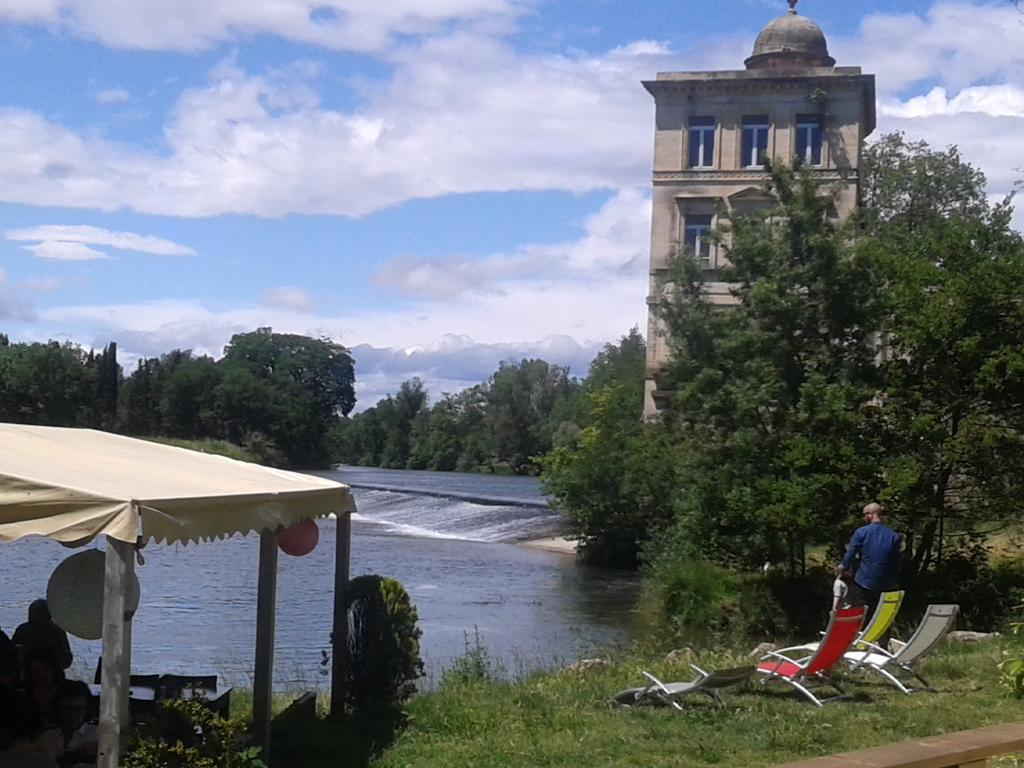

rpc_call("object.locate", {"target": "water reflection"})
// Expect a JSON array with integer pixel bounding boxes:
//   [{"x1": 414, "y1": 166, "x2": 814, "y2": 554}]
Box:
[{"x1": 0, "y1": 519, "x2": 640, "y2": 690}]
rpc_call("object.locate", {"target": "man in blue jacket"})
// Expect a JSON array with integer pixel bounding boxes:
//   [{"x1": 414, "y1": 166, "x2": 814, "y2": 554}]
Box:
[{"x1": 841, "y1": 502, "x2": 902, "y2": 620}]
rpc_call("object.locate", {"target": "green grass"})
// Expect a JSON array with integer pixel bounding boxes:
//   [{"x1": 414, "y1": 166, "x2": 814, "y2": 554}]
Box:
[
  {"x1": 143, "y1": 436, "x2": 258, "y2": 463},
  {"x1": 357, "y1": 640, "x2": 1022, "y2": 768}
]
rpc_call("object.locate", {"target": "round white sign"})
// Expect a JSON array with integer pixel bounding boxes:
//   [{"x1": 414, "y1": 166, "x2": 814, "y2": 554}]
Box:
[{"x1": 47, "y1": 549, "x2": 141, "y2": 640}]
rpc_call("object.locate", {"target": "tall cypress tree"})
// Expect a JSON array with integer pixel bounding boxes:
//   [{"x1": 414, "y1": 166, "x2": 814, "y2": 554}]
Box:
[{"x1": 95, "y1": 341, "x2": 119, "y2": 428}]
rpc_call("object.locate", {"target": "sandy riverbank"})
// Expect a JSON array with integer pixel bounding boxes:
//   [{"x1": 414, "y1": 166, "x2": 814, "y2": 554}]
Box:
[{"x1": 518, "y1": 536, "x2": 578, "y2": 556}]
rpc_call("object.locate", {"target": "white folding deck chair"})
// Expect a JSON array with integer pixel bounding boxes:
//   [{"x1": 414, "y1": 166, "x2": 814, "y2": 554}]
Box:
[
  {"x1": 845, "y1": 604, "x2": 959, "y2": 694},
  {"x1": 613, "y1": 665, "x2": 755, "y2": 709}
]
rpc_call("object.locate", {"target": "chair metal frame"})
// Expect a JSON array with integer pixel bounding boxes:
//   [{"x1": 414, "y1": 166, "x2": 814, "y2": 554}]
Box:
[
  {"x1": 613, "y1": 664, "x2": 755, "y2": 709},
  {"x1": 756, "y1": 606, "x2": 866, "y2": 707},
  {"x1": 845, "y1": 604, "x2": 960, "y2": 694}
]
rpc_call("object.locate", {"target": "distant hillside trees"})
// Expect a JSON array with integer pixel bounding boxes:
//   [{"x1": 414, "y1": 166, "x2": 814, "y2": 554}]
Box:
[
  {"x1": 332, "y1": 356, "x2": 590, "y2": 475},
  {"x1": 0, "y1": 328, "x2": 355, "y2": 468},
  {"x1": 0, "y1": 337, "x2": 119, "y2": 429}
]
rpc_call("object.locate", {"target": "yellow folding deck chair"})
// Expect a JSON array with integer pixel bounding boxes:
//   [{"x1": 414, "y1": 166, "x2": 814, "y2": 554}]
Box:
[
  {"x1": 797, "y1": 590, "x2": 905, "y2": 653},
  {"x1": 853, "y1": 590, "x2": 905, "y2": 650}
]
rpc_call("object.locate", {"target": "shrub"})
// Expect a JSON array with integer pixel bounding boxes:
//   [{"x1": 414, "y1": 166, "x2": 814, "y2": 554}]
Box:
[
  {"x1": 736, "y1": 566, "x2": 833, "y2": 639},
  {"x1": 335, "y1": 575, "x2": 424, "y2": 730},
  {"x1": 241, "y1": 431, "x2": 284, "y2": 467},
  {"x1": 123, "y1": 699, "x2": 265, "y2": 768},
  {"x1": 903, "y1": 545, "x2": 1024, "y2": 631},
  {"x1": 644, "y1": 556, "x2": 741, "y2": 635},
  {"x1": 1000, "y1": 602, "x2": 1024, "y2": 699},
  {"x1": 645, "y1": 536, "x2": 836, "y2": 641}
]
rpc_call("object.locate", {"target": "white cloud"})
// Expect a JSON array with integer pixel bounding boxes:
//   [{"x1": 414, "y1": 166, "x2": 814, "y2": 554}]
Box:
[
  {"x1": 881, "y1": 85, "x2": 1024, "y2": 120},
  {"x1": 0, "y1": 0, "x2": 526, "y2": 52},
  {"x1": 261, "y1": 286, "x2": 316, "y2": 313},
  {"x1": 6, "y1": 224, "x2": 196, "y2": 260},
  {"x1": 0, "y1": 2, "x2": 1016, "y2": 225},
  {"x1": 374, "y1": 187, "x2": 650, "y2": 299},
  {"x1": 877, "y1": 110, "x2": 1024, "y2": 227},
  {"x1": 829, "y1": 4, "x2": 1024, "y2": 224},
  {"x1": 349, "y1": 335, "x2": 605, "y2": 407},
  {"x1": 40, "y1": 270, "x2": 646, "y2": 353},
  {"x1": 0, "y1": 36, "x2": 671, "y2": 217},
  {"x1": 834, "y1": 2, "x2": 1024, "y2": 95},
  {"x1": 0, "y1": 2, "x2": 1015, "y2": 225},
  {"x1": 94, "y1": 87, "x2": 130, "y2": 104},
  {"x1": 30, "y1": 220, "x2": 647, "y2": 399},
  {"x1": 374, "y1": 252, "x2": 543, "y2": 300},
  {"x1": 23, "y1": 240, "x2": 110, "y2": 261}
]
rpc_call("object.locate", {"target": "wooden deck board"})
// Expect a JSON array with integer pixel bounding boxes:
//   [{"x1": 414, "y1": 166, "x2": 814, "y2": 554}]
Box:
[{"x1": 773, "y1": 722, "x2": 1024, "y2": 768}]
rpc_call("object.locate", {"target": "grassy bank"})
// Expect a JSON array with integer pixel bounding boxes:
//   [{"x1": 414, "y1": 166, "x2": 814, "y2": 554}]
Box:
[
  {"x1": 357, "y1": 640, "x2": 1019, "y2": 768},
  {"x1": 144, "y1": 436, "x2": 259, "y2": 462}
]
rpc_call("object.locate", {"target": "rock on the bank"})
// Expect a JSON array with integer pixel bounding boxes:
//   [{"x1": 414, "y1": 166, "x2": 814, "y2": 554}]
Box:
[
  {"x1": 750, "y1": 642, "x2": 778, "y2": 658},
  {"x1": 664, "y1": 647, "x2": 697, "y2": 665},
  {"x1": 947, "y1": 630, "x2": 1000, "y2": 642},
  {"x1": 565, "y1": 658, "x2": 609, "y2": 673}
]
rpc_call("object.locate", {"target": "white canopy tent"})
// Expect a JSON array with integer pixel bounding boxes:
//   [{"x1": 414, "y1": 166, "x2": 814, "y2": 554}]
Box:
[{"x1": 0, "y1": 424, "x2": 357, "y2": 767}]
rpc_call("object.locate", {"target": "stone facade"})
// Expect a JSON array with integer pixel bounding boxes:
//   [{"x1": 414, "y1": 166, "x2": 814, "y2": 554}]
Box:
[{"x1": 642, "y1": 5, "x2": 876, "y2": 418}]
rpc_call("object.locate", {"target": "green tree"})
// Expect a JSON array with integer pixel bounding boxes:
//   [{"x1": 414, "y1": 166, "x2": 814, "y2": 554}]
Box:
[
  {"x1": 119, "y1": 357, "x2": 162, "y2": 435},
  {"x1": 217, "y1": 328, "x2": 355, "y2": 467},
  {"x1": 541, "y1": 329, "x2": 661, "y2": 567},
  {"x1": 860, "y1": 133, "x2": 989, "y2": 239},
  {"x1": 93, "y1": 341, "x2": 120, "y2": 428},
  {"x1": 408, "y1": 394, "x2": 463, "y2": 470},
  {"x1": 483, "y1": 359, "x2": 576, "y2": 473},
  {"x1": 451, "y1": 387, "x2": 491, "y2": 471},
  {"x1": 379, "y1": 378, "x2": 428, "y2": 468},
  {"x1": 863, "y1": 138, "x2": 1024, "y2": 579},
  {"x1": 158, "y1": 352, "x2": 222, "y2": 438},
  {"x1": 657, "y1": 164, "x2": 883, "y2": 572},
  {"x1": 0, "y1": 340, "x2": 98, "y2": 426}
]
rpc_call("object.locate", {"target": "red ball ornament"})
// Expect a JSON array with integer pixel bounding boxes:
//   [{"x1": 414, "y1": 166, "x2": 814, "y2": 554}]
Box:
[{"x1": 278, "y1": 519, "x2": 320, "y2": 557}]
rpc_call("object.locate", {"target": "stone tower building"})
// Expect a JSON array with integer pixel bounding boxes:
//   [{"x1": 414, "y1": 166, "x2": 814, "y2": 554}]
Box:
[{"x1": 642, "y1": 0, "x2": 876, "y2": 418}]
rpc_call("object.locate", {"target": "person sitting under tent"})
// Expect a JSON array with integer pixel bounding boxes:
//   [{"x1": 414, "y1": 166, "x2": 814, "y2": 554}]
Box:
[
  {"x1": 53, "y1": 681, "x2": 97, "y2": 768},
  {"x1": 23, "y1": 647, "x2": 65, "y2": 731},
  {"x1": 0, "y1": 645, "x2": 34, "y2": 748},
  {"x1": 0, "y1": 669, "x2": 58, "y2": 768},
  {"x1": 13, "y1": 601, "x2": 73, "y2": 673}
]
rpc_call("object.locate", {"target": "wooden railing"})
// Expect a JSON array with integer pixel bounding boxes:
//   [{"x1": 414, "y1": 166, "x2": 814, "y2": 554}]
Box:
[{"x1": 773, "y1": 722, "x2": 1024, "y2": 768}]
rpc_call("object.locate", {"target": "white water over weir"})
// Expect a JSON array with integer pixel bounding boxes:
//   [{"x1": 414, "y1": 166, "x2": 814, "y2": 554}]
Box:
[
  {"x1": 324, "y1": 466, "x2": 566, "y2": 543},
  {"x1": 348, "y1": 487, "x2": 565, "y2": 543}
]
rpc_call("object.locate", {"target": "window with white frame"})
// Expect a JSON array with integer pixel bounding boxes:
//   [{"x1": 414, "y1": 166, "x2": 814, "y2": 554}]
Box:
[
  {"x1": 688, "y1": 116, "x2": 716, "y2": 168},
  {"x1": 684, "y1": 214, "x2": 714, "y2": 268},
  {"x1": 741, "y1": 115, "x2": 770, "y2": 168},
  {"x1": 796, "y1": 114, "x2": 823, "y2": 166}
]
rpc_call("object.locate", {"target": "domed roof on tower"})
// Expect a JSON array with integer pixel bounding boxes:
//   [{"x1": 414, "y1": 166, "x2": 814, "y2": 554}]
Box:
[{"x1": 745, "y1": 0, "x2": 836, "y2": 71}]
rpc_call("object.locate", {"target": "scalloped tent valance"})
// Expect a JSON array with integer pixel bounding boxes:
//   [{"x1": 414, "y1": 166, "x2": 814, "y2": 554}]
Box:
[{"x1": 0, "y1": 423, "x2": 355, "y2": 545}]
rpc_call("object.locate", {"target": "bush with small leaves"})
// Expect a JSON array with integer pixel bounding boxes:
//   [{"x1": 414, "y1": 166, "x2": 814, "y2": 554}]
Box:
[
  {"x1": 335, "y1": 575, "x2": 424, "y2": 731},
  {"x1": 123, "y1": 699, "x2": 266, "y2": 768}
]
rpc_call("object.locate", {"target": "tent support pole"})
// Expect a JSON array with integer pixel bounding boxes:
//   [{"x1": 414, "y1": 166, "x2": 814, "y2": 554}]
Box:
[
  {"x1": 97, "y1": 537, "x2": 136, "y2": 768},
  {"x1": 330, "y1": 511, "x2": 352, "y2": 718},
  {"x1": 253, "y1": 527, "x2": 279, "y2": 761}
]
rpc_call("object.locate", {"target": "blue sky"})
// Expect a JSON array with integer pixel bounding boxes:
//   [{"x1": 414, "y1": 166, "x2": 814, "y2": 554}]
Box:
[{"x1": 0, "y1": 0, "x2": 1021, "y2": 408}]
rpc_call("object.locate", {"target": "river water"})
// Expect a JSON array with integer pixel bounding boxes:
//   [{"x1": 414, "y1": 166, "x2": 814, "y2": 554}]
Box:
[{"x1": 0, "y1": 467, "x2": 641, "y2": 690}]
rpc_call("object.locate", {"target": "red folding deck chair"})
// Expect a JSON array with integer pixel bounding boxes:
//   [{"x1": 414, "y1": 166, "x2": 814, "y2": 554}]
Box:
[{"x1": 755, "y1": 606, "x2": 865, "y2": 707}]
